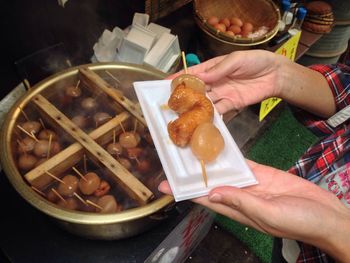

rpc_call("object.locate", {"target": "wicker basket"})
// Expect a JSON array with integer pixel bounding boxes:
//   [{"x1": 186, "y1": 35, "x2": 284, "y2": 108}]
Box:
[{"x1": 193, "y1": 0, "x2": 280, "y2": 54}]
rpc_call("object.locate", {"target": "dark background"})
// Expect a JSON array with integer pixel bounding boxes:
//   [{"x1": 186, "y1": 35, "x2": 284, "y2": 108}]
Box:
[{"x1": 0, "y1": 0, "x2": 147, "y2": 98}]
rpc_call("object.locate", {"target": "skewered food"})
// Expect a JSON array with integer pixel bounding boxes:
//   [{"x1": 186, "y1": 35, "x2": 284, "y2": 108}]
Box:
[
  {"x1": 168, "y1": 84, "x2": 214, "y2": 147},
  {"x1": 18, "y1": 154, "x2": 38, "y2": 171},
  {"x1": 170, "y1": 74, "x2": 206, "y2": 93},
  {"x1": 57, "y1": 175, "x2": 79, "y2": 197},
  {"x1": 190, "y1": 122, "x2": 225, "y2": 163},
  {"x1": 93, "y1": 112, "x2": 112, "y2": 127},
  {"x1": 38, "y1": 129, "x2": 58, "y2": 141},
  {"x1": 78, "y1": 172, "x2": 101, "y2": 195},
  {"x1": 21, "y1": 121, "x2": 41, "y2": 134},
  {"x1": 65, "y1": 85, "x2": 82, "y2": 98},
  {"x1": 94, "y1": 180, "x2": 111, "y2": 197},
  {"x1": 119, "y1": 131, "x2": 141, "y2": 148},
  {"x1": 97, "y1": 195, "x2": 119, "y2": 213},
  {"x1": 17, "y1": 137, "x2": 36, "y2": 153}
]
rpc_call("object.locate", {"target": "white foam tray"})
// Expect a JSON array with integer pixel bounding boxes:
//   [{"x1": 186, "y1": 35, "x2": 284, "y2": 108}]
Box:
[{"x1": 134, "y1": 80, "x2": 257, "y2": 201}]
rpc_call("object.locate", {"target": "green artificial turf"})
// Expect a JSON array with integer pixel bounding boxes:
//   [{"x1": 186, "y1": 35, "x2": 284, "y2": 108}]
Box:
[{"x1": 216, "y1": 107, "x2": 318, "y2": 263}]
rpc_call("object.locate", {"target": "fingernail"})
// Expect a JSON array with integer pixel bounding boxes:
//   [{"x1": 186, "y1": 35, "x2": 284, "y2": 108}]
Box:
[{"x1": 209, "y1": 193, "x2": 222, "y2": 202}]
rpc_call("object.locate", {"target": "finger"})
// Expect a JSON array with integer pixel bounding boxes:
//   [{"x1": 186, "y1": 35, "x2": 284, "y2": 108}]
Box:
[
  {"x1": 208, "y1": 186, "x2": 275, "y2": 226},
  {"x1": 197, "y1": 52, "x2": 243, "y2": 84},
  {"x1": 166, "y1": 55, "x2": 227, "y2": 80},
  {"x1": 192, "y1": 196, "x2": 267, "y2": 233},
  {"x1": 213, "y1": 99, "x2": 236, "y2": 115},
  {"x1": 158, "y1": 180, "x2": 172, "y2": 195}
]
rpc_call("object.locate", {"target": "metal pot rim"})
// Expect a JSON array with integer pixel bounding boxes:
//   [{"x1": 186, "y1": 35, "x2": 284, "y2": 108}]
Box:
[{"x1": 1, "y1": 62, "x2": 174, "y2": 225}]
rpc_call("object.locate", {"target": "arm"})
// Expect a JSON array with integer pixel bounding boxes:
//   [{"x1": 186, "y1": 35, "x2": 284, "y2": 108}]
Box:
[
  {"x1": 158, "y1": 160, "x2": 350, "y2": 262},
  {"x1": 277, "y1": 55, "x2": 336, "y2": 118},
  {"x1": 181, "y1": 50, "x2": 338, "y2": 118}
]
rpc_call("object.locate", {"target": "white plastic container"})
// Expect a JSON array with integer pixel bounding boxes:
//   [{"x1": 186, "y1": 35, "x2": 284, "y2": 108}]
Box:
[{"x1": 134, "y1": 80, "x2": 257, "y2": 201}]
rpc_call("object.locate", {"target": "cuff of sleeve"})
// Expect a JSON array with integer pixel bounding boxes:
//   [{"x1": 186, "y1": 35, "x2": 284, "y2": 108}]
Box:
[{"x1": 309, "y1": 64, "x2": 350, "y2": 111}]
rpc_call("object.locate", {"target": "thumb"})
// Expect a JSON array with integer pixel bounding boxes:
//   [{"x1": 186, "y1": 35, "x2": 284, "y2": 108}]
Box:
[{"x1": 208, "y1": 186, "x2": 271, "y2": 220}]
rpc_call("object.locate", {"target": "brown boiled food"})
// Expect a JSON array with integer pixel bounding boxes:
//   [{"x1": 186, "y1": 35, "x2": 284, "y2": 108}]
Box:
[
  {"x1": 190, "y1": 122, "x2": 225, "y2": 163},
  {"x1": 119, "y1": 132, "x2": 141, "y2": 148},
  {"x1": 71, "y1": 115, "x2": 88, "y2": 129},
  {"x1": 81, "y1": 97, "x2": 98, "y2": 111},
  {"x1": 97, "y1": 195, "x2": 119, "y2": 213},
  {"x1": 38, "y1": 129, "x2": 58, "y2": 141},
  {"x1": 22, "y1": 121, "x2": 41, "y2": 134},
  {"x1": 93, "y1": 180, "x2": 111, "y2": 197},
  {"x1": 58, "y1": 197, "x2": 79, "y2": 210},
  {"x1": 171, "y1": 74, "x2": 206, "y2": 94},
  {"x1": 107, "y1": 142, "x2": 123, "y2": 157},
  {"x1": 33, "y1": 140, "x2": 61, "y2": 158},
  {"x1": 18, "y1": 154, "x2": 38, "y2": 171},
  {"x1": 79, "y1": 172, "x2": 101, "y2": 195},
  {"x1": 17, "y1": 137, "x2": 36, "y2": 153},
  {"x1": 65, "y1": 86, "x2": 82, "y2": 98},
  {"x1": 118, "y1": 157, "x2": 132, "y2": 171},
  {"x1": 57, "y1": 175, "x2": 79, "y2": 197}
]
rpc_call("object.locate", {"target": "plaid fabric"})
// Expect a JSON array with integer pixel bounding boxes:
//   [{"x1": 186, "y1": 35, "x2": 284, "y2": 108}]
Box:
[{"x1": 287, "y1": 63, "x2": 350, "y2": 263}]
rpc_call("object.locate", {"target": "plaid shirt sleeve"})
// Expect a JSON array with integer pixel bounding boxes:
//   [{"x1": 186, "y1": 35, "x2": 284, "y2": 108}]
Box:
[{"x1": 292, "y1": 63, "x2": 350, "y2": 137}]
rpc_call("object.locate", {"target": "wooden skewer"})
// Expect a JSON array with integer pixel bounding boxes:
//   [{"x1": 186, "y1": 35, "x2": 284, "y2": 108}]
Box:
[
  {"x1": 17, "y1": 125, "x2": 39, "y2": 141},
  {"x1": 200, "y1": 160, "x2": 208, "y2": 187},
  {"x1": 105, "y1": 70, "x2": 121, "y2": 84},
  {"x1": 39, "y1": 118, "x2": 46, "y2": 130},
  {"x1": 30, "y1": 131, "x2": 38, "y2": 141},
  {"x1": 51, "y1": 188, "x2": 66, "y2": 203},
  {"x1": 73, "y1": 192, "x2": 88, "y2": 206},
  {"x1": 19, "y1": 106, "x2": 29, "y2": 121},
  {"x1": 75, "y1": 80, "x2": 81, "y2": 90},
  {"x1": 135, "y1": 157, "x2": 140, "y2": 165},
  {"x1": 45, "y1": 171, "x2": 66, "y2": 185},
  {"x1": 83, "y1": 154, "x2": 87, "y2": 173},
  {"x1": 72, "y1": 166, "x2": 88, "y2": 182},
  {"x1": 31, "y1": 186, "x2": 46, "y2": 197},
  {"x1": 181, "y1": 51, "x2": 188, "y2": 74},
  {"x1": 119, "y1": 121, "x2": 125, "y2": 133},
  {"x1": 86, "y1": 199, "x2": 103, "y2": 210},
  {"x1": 47, "y1": 134, "x2": 52, "y2": 160}
]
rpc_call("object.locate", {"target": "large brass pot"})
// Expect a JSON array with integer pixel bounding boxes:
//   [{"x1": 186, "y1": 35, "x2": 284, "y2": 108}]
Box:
[{"x1": 0, "y1": 62, "x2": 174, "y2": 240}]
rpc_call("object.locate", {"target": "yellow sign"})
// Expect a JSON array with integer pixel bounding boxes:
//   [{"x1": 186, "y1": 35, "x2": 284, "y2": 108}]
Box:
[{"x1": 259, "y1": 31, "x2": 302, "y2": 122}]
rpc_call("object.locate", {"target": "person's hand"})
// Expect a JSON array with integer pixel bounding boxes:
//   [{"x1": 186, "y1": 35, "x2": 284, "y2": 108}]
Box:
[
  {"x1": 169, "y1": 50, "x2": 284, "y2": 114},
  {"x1": 158, "y1": 160, "x2": 350, "y2": 261}
]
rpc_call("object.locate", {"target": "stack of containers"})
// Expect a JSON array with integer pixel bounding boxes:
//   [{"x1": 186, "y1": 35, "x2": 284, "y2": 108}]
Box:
[
  {"x1": 118, "y1": 13, "x2": 180, "y2": 72},
  {"x1": 299, "y1": 0, "x2": 350, "y2": 65}
]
